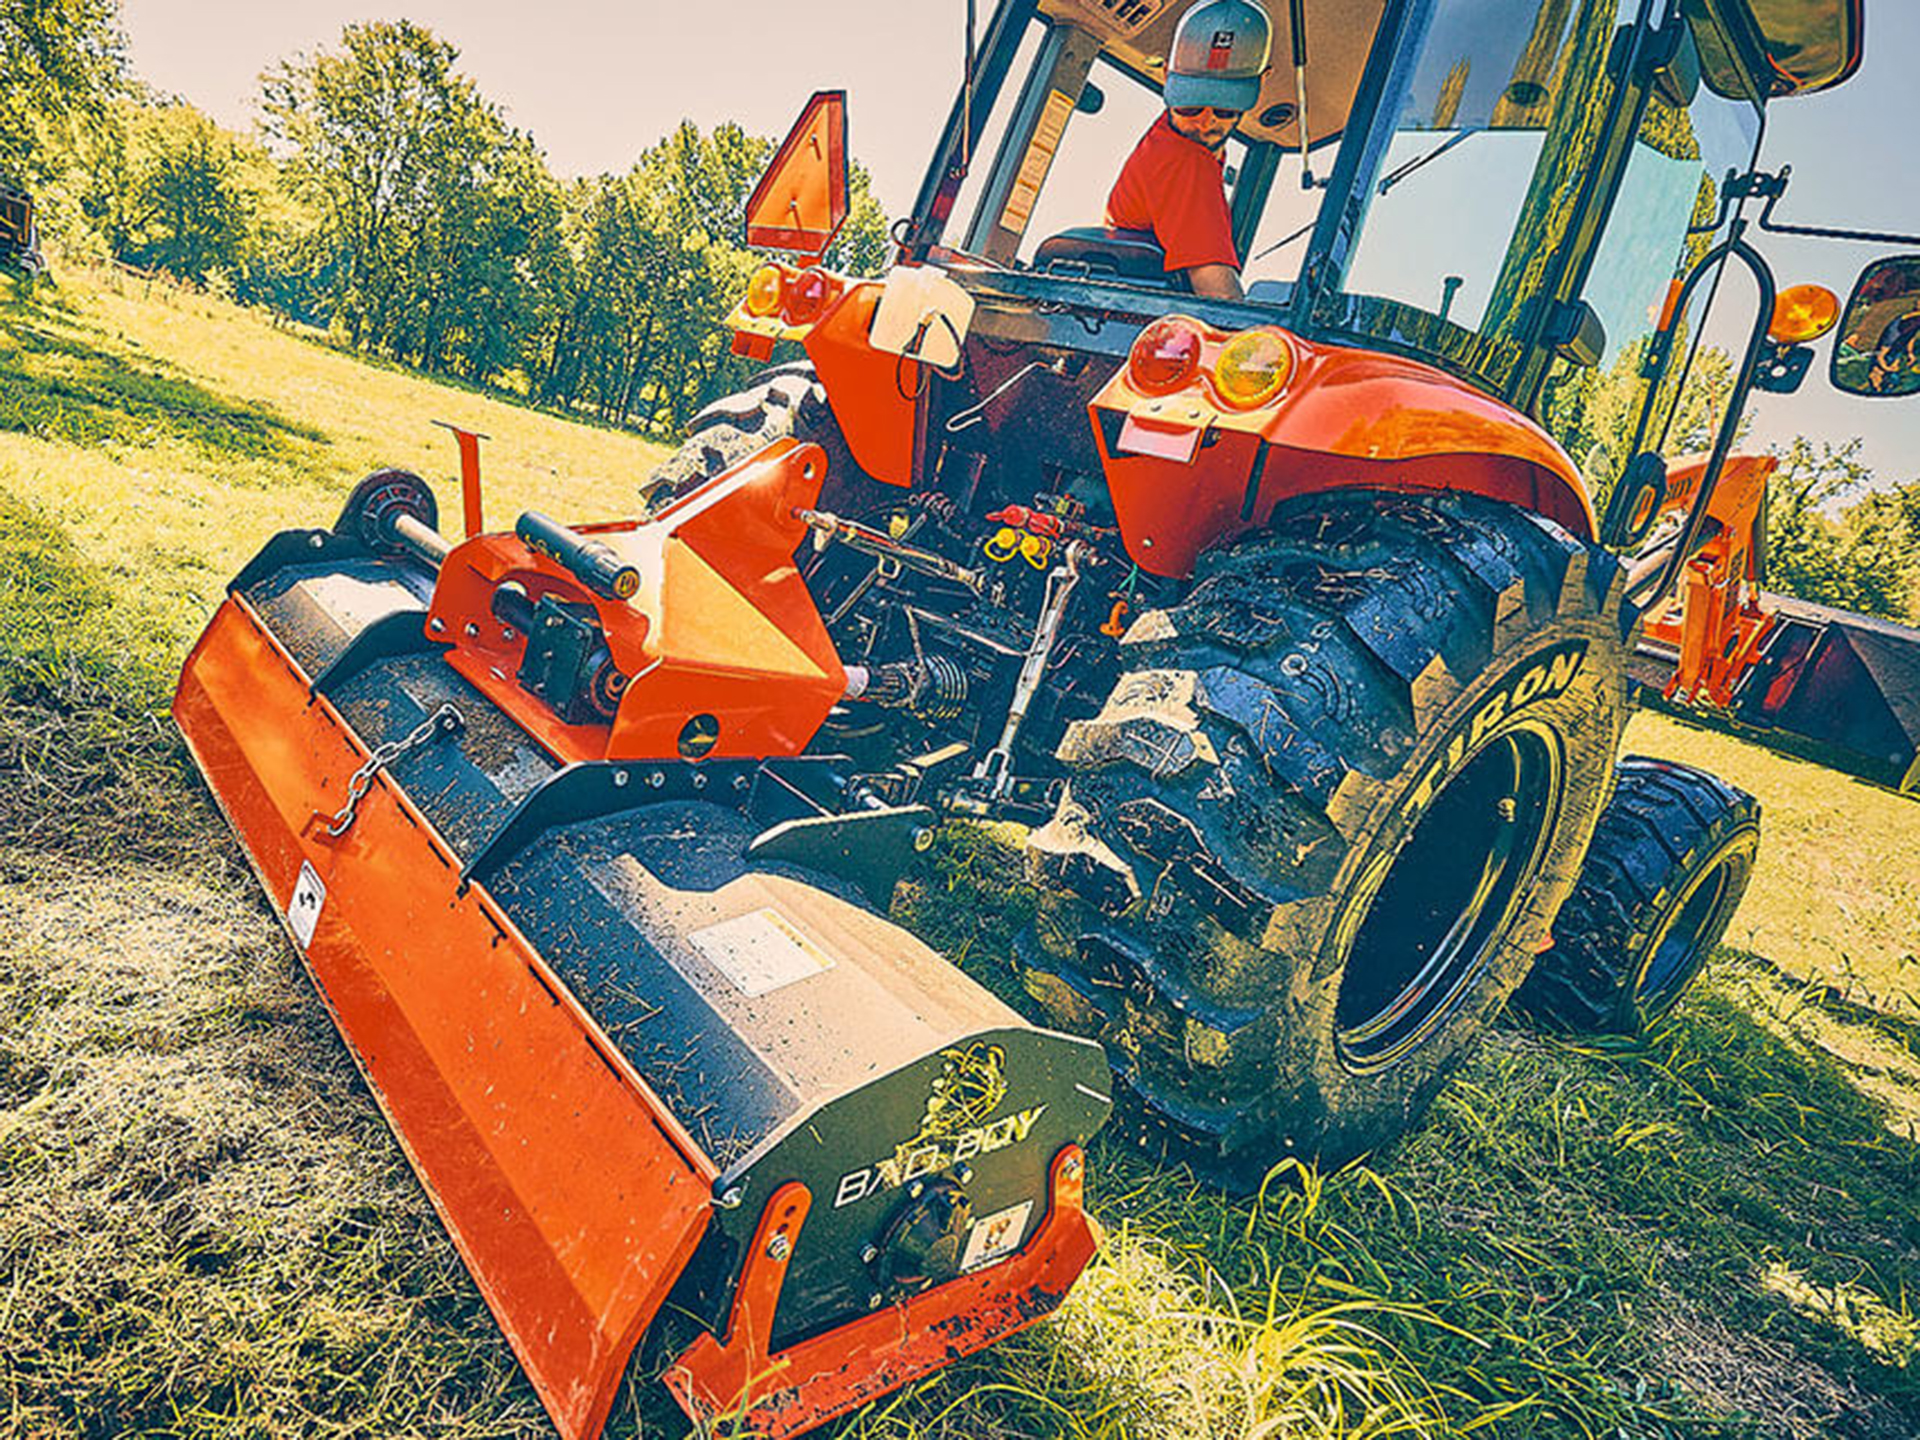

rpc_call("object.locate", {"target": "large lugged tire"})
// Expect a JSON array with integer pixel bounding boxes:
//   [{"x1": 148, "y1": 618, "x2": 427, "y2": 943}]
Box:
[
  {"x1": 641, "y1": 361, "x2": 861, "y2": 510},
  {"x1": 1511, "y1": 757, "x2": 1759, "y2": 1035},
  {"x1": 1023, "y1": 490, "x2": 1633, "y2": 1188}
]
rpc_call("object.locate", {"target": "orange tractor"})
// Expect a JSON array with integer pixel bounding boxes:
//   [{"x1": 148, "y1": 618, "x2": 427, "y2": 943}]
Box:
[{"x1": 175, "y1": 1, "x2": 1919, "y2": 1435}]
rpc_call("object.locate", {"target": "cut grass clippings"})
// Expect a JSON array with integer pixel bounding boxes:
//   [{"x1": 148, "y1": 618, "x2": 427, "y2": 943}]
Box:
[{"x1": 1, "y1": 264, "x2": 1917, "y2": 1439}]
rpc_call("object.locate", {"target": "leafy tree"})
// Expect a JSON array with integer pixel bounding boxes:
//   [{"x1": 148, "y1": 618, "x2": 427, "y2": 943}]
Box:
[
  {"x1": 96, "y1": 102, "x2": 254, "y2": 282},
  {"x1": 262, "y1": 22, "x2": 518, "y2": 357},
  {"x1": 1541, "y1": 339, "x2": 1742, "y2": 517},
  {"x1": 0, "y1": 0, "x2": 123, "y2": 185},
  {"x1": 1765, "y1": 438, "x2": 1920, "y2": 622}
]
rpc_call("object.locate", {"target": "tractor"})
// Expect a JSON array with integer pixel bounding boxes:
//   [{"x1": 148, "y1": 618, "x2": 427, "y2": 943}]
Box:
[
  {"x1": 174, "y1": 1, "x2": 1920, "y2": 1436},
  {"x1": 0, "y1": 179, "x2": 45, "y2": 277}
]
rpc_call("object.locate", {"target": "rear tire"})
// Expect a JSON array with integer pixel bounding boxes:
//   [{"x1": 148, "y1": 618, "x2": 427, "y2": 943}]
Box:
[
  {"x1": 1023, "y1": 490, "x2": 1633, "y2": 1188},
  {"x1": 1511, "y1": 757, "x2": 1758, "y2": 1034}
]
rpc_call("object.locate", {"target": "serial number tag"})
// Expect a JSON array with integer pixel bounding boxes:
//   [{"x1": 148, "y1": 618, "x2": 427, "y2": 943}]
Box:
[
  {"x1": 1117, "y1": 415, "x2": 1201, "y2": 463},
  {"x1": 287, "y1": 862, "x2": 325, "y2": 949}
]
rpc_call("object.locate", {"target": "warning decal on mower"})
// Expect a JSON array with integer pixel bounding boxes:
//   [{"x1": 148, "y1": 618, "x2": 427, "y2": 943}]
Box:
[
  {"x1": 961, "y1": 1201, "x2": 1034, "y2": 1272},
  {"x1": 287, "y1": 862, "x2": 326, "y2": 950},
  {"x1": 688, "y1": 909, "x2": 835, "y2": 997}
]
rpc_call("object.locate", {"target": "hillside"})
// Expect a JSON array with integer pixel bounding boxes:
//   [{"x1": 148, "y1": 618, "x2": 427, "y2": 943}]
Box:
[{"x1": 2, "y1": 266, "x2": 1916, "y2": 1439}]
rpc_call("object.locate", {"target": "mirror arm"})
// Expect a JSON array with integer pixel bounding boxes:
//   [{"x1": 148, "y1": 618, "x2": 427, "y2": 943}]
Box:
[
  {"x1": 1751, "y1": 166, "x2": 1920, "y2": 246},
  {"x1": 1644, "y1": 231, "x2": 1777, "y2": 609}
]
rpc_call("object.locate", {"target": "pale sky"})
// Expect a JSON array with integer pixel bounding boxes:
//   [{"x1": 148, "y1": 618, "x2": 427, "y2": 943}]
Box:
[{"x1": 123, "y1": 0, "x2": 1920, "y2": 489}]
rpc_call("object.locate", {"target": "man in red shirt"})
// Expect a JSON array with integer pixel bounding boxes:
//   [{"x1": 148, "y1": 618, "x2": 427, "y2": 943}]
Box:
[{"x1": 1106, "y1": 0, "x2": 1272, "y2": 301}]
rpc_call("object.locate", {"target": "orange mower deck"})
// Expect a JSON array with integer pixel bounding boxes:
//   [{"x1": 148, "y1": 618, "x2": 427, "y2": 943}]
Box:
[{"x1": 174, "y1": 447, "x2": 1111, "y2": 1438}]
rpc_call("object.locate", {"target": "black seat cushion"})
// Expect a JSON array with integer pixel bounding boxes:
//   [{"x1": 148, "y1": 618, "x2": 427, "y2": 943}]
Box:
[{"x1": 1034, "y1": 227, "x2": 1184, "y2": 288}]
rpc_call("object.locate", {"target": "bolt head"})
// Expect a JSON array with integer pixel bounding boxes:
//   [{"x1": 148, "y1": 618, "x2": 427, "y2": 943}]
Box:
[{"x1": 766, "y1": 1233, "x2": 791, "y2": 1262}]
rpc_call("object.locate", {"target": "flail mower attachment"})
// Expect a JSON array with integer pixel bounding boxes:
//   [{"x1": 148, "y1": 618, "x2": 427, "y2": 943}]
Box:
[{"x1": 173, "y1": 442, "x2": 1111, "y2": 1439}]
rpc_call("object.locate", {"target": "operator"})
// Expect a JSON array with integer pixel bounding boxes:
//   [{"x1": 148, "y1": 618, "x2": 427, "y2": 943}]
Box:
[{"x1": 1106, "y1": 0, "x2": 1272, "y2": 302}]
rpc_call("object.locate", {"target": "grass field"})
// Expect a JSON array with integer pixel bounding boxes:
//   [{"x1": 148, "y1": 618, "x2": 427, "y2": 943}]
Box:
[{"x1": 2, "y1": 267, "x2": 1916, "y2": 1439}]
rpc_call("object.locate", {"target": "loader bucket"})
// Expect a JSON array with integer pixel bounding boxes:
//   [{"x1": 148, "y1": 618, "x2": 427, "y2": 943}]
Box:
[
  {"x1": 174, "y1": 446, "x2": 1111, "y2": 1438},
  {"x1": 1635, "y1": 591, "x2": 1920, "y2": 795}
]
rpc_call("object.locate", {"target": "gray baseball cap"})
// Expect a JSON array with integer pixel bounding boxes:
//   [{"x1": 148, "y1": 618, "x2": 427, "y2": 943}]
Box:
[{"x1": 1163, "y1": 0, "x2": 1272, "y2": 112}]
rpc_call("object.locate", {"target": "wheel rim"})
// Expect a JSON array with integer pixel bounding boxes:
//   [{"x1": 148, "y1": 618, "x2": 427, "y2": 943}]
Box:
[
  {"x1": 1335, "y1": 727, "x2": 1560, "y2": 1073},
  {"x1": 1637, "y1": 855, "x2": 1736, "y2": 1010}
]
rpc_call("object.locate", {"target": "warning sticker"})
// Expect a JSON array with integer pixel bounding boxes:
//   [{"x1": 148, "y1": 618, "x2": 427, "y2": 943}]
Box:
[
  {"x1": 1001, "y1": 90, "x2": 1076, "y2": 236},
  {"x1": 287, "y1": 862, "x2": 325, "y2": 949},
  {"x1": 688, "y1": 909, "x2": 835, "y2": 997},
  {"x1": 961, "y1": 1200, "x2": 1034, "y2": 1272}
]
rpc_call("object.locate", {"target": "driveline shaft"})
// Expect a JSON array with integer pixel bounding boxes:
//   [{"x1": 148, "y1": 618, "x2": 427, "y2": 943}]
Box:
[{"x1": 516, "y1": 511, "x2": 641, "y2": 601}]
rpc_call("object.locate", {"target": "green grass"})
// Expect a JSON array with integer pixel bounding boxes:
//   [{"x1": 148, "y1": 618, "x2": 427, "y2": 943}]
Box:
[{"x1": 1, "y1": 265, "x2": 1916, "y2": 1440}]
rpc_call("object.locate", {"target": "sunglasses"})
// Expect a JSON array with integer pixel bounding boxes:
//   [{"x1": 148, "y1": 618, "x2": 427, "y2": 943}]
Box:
[{"x1": 1172, "y1": 105, "x2": 1243, "y2": 122}]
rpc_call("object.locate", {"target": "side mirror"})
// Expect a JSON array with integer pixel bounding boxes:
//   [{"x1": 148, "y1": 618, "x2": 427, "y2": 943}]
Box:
[
  {"x1": 1832, "y1": 255, "x2": 1920, "y2": 398},
  {"x1": 744, "y1": 90, "x2": 849, "y2": 259}
]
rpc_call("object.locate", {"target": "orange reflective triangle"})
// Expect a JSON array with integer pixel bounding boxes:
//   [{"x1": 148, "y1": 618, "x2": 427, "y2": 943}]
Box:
[{"x1": 745, "y1": 90, "x2": 849, "y2": 257}]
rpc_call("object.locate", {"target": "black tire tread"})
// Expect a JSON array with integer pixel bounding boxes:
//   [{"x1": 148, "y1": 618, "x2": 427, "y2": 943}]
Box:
[
  {"x1": 1512, "y1": 756, "x2": 1760, "y2": 1034},
  {"x1": 641, "y1": 364, "x2": 854, "y2": 508},
  {"x1": 1025, "y1": 490, "x2": 1631, "y2": 1183}
]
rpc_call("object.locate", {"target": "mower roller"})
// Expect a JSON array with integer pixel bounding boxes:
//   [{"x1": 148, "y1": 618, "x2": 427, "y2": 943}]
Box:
[{"x1": 177, "y1": 0, "x2": 1920, "y2": 1434}]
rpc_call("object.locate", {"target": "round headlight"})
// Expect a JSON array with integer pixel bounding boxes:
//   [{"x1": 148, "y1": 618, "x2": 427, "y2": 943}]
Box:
[
  {"x1": 1129, "y1": 317, "x2": 1203, "y2": 394},
  {"x1": 1213, "y1": 329, "x2": 1293, "y2": 409},
  {"x1": 745, "y1": 264, "x2": 785, "y2": 318}
]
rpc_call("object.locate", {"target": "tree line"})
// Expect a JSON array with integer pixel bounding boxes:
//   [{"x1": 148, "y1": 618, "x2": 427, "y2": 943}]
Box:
[
  {"x1": 4, "y1": 0, "x2": 1916, "y2": 620},
  {"x1": 5, "y1": 4, "x2": 888, "y2": 434}
]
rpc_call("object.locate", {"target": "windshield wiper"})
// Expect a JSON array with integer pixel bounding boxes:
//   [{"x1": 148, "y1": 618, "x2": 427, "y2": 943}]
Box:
[{"x1": 1377, "y1": 127, "x2": 1482, "y2": 196}]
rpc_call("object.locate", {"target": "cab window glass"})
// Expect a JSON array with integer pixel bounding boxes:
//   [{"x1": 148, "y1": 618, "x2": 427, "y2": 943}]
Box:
[
  {"x1": 1009, "y1": 55, "x2": 1173, "y2": 262},
  {"x1": 1321, "y1": 0, "x2": 1636, "y2": 394},
  {"x1": 1542, "y1": 17, "x2": 1762, "y2": 501}
]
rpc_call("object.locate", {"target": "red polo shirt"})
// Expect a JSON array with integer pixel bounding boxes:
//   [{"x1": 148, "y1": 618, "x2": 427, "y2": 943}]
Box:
[{"x1": 1105, "y1": 113, "x2": 1239, "y2": 274}]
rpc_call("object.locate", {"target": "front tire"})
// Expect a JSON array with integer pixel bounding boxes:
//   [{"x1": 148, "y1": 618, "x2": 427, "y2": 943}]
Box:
[
  {"x1": 1511, "y1": 757, "x2": 1759, "y2": 1035},
  {"x1": 641, "y1": 362, "x2": 862, "y2": 511},
  {"x1": 1023, "y1": 490, "x2": 1633, "y2": 1187}
]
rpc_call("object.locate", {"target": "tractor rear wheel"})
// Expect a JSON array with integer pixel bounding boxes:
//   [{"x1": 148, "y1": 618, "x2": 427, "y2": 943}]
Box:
[
  {"x1": 641, "y1": 362, "x2": 862, "y2": 511},
  {"x1": 1023, "y1": 490, "x2": 1633, "y2": 1188},
  {"x1": 1511, "y1": 757, "x2": 1758, "y2": 1035}
]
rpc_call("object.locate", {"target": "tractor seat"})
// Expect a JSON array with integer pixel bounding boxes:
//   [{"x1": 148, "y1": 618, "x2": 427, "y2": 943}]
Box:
[{"x1": 1034, "y1": 227, "x2": 1186, "y2": 289}]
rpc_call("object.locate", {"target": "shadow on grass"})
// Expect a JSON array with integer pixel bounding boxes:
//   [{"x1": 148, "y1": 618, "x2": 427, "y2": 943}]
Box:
[
  {"x1": 0, "y1": 290, "x2": 327, "y2": 467},
  {"x1": 896, "y1": 830, "x2": 1920, "y2": 1440}
]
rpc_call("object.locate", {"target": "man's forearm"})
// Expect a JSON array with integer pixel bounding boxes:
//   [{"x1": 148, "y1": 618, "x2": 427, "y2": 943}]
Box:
[{"x1": 1186, "y1": 264, "x2": 1244, "y2": 302}]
